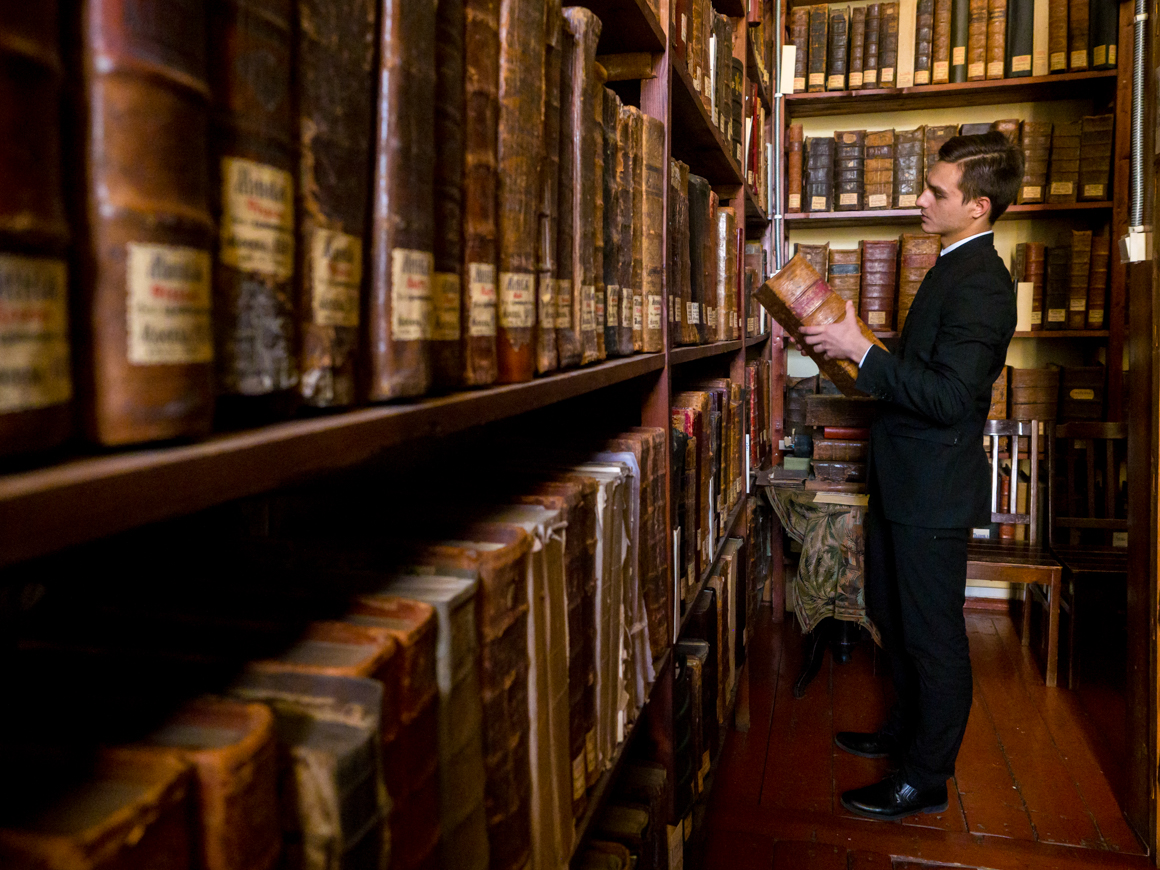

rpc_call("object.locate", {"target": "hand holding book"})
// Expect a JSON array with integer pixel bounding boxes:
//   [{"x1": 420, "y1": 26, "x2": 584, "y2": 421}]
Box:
[{"x1": 800, "y1": 300, "x2": 874, "y2": 364}]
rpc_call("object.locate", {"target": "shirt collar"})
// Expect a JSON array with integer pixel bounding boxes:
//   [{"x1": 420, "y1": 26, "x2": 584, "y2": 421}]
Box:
[{"x1": 940, "y1": 230, "x2": 993, "y2": 257}]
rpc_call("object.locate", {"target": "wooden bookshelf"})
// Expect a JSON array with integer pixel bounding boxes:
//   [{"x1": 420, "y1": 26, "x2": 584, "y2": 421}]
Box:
[
  {"x1": 747, "y1": 27, "x2": 772, "y2": 111},
  {"x1": 783, "y1": 201, "x2": 1113, "y2": 228},
  {"x1": 745, "y1": 184, "x2": 768, "y2": 228},
  {"x1": 678, "y1": 498, "x2": 747, "y2": 636},
  {"x1": 670, "y1": 340, "x2": 745, "y2": 365},
  {"x1": 670, "y1": 48, "x2": 746, "y2": 185}
]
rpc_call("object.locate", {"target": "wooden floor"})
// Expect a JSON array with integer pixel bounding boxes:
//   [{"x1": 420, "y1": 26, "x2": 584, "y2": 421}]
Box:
[{"x1": 703, "y1": 603, "x2": 1149, "y2": 870}]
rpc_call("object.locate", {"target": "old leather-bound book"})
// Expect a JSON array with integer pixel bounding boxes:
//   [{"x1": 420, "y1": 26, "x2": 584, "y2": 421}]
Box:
[
  {"x1": 1006, "y1": 0, "x2": 1034, "y2": 75},
  {"x1": 986, "y1": 0, "x2": 1007, "y2": 78},
  {"x1": 864, "y1": 129, "x2": 895, "y2": 209},
  {"x1": 603, "y1": 88, "x2": 623, "y2": 358},
  {"x1": 1048, "y1": 0, "x2": 1067, "y2": 71},
  {"x1": 295, "y1": 0, "x2": 375, "y2": 410},
  {"x1": 755, "y1": 256, "x2": 886, "y2": 396},
  {"x1": 966, "y1": 0, "x2": 988, "y2": 79},
  {"x1": 717, "y1": 207, "x2": 737, "y2": 341},
  {"x1": 1058, "y1": 365, "x2": 1104, "y2": 420},
  {"x1": 462, "y1": 0, "x2": 500, "y2": 384},
  {"x1": 1015, "y1": 242, "x2": 1047, "y2": 330},
  {"x1": 787, "y1": 124, "x2": 805, "y2": 212},
  {"x1": 209, "y1": 0, "x2": 297, "y2": 421},
  {"x1": 894, "y1": 127, "x2": 925, "y2": 208},
  {"x1": 991, "y1": 118, "x2": 1022, "y2": 144},
  {"x1": 496, "y1": 0, "x2": 547, "y2": 382},
  {"x1": 862, "y1": 3, "x2": 881, "y2": 86},
  {"x1": 914, "y1": 0, "x2": 935, "y2": 84},
  {"x1": 670, "y1": 426, "x2": 690, "y2": 597},
  {"x1": 688, "y1": 0, "x2": 704, "y2": 97},
  {"x1": 1090, "y1": 0, "x2": 1118, "y2": 68},
  {"x1": 949, "y1": 0, "x2": 970, "y2": 80},
  {"x1": 368, "y1": 0, "x2": 436, "y2": 401},
  {"x1": 536, "y1": 3, "x2": 562, "y2": 375},
  {"x1": 555, "y1": 17, "x2": 580, "y2": 367},
  {"x1": 807, "y1": 4, "x2": 829, "y2": 92},
  {"x1": 1017, "y1": 120, "x2": 1051, "y2": 203},
  {"x1": 1047, "y1": 120, "x2": 1081, "y2": 203},
  {"x1": 1067, "y1": 229, "x2": 1092, "y2": 329},
  {"x1": 641, "y1": 114, "x2": 666, "y2": 351},
  {"x1": 827, "y1": 6, "x2": 850, "y2": 90},
  {"x1": 686, "y1": 589, "x2": 719, "y2": 752},
  {"x1": 68, "y1": 0, "x2": 215, "y2": 444},
  {"x1": 431, "y1": 0, "x2": 467, "y2": 389},
  {"x1": 958, "y1": 121, "x2": 991, "y2": 136},
  {"x1": 1067, "y1": 0, "x2": 1088, "y2": 69},
  {"x1": 1044, "y1": 244, "x2": 1069, "y2": 330},
  {"x1": 1087, "y1": 230, "x2": 1109, "y2": 328},
  {"x1": 880, "y1": 2, "x2": 901, "y2": 85},
  {"x1": 924, "y1": 124, "x2": 957, "y2": 170},
  {"x1": 897, "y1": 0, "x2": 918, "y2": 86},
  {"x1": 1009, "y1": 366, "x2": 1060, "y2": 419},
  {"x1": 828, "y1": 248, "x2": 863, "y2": 311},
  {"x1": 835, "y1": 130, "x2": 866, "y2": 211},
  {"x1": 795, "y1": 242, "x2": 830, "y2": 281},
  {"x1": 616, "y1": 106, "x2": 636, "y2": 356},
  {"x1": 0, "y1": 3, "x2": 72, "y2": 456},
  {"x1": 618, "y1": 764, "x2": 668, "y2": 870},
  {"x1": 988, "y1": 366, "x2": 1008, "y2": 418},
  {"x1": 849, "y1": 7, "x2": 867, "y2": 87},
  {"x1": 805, "y1": 136, "x2": 836, "y2": 213},
  {"x1": 628, "y1": 108, "x2": 645, "y2": 352},
  {"x1": 931, "y1": 0, "x2": 952, "y2": 81},
  {"x1": 1079, "y1": 114, "x2": 1113, "y2": 201},
  {"x1": 670, "y1": 161, "x2": 693, "y2": 345},
  {"x1": 593, "y1": 81, "x2": 606, "y2": 361},
  {"x1": 790, "y1": 6, "x2": 810, "y2": 91},
  {"x1": 860, "y1": 238, "x2": 899, "y2": 330},
  {"x1": 897, "y1": 232, "x2": 939, "y2": 330},
  {"x1": 672, "y1": 396, "x2": 709, "y2": 580},
  {"x1": 686, "y1": 173, "x2": 709, "y2": 344}
]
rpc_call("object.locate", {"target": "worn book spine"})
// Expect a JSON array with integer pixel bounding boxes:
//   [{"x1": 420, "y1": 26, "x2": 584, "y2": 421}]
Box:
[
  {"x1": 1067, "y1": 0, "x2": 1088, "y2": 69},
  {"x1": 1017, "y1": 120, "x2": 1051, "y2": 203},
  {"x1": 0, "y1": 2, "x2": 72, "y2": 455},
  {"x1": 1044, "y1": 245, "x2": 1069, "y2": 329},
  {"x1": 807, "y1": 4, "x2": 829, "y2": 92},
  {"x1": 827, "y1": 6, "x2": 850, "y2": 90},
  {"x1": 790, "y1": 6, "x2": 810, "y2": 92},
  {"x1": 1086, "y1": 230, "x2": 1109, "y2": 328},
  {"x1": 462, "y1": 0, "x2": 501, "y2": 384},
  {"x1": 296, "y1": 0, "x2": 375, "y2": 410},
  {"x1": 1006, "y1": 0, "x2": 1034, "y2": 75},
  {"x1": 1090, "y1": 0, "x2": 1118, "y2": 68},
  {"x1": 717, "y1": 207, "x2": 736, "y2": 341},
  {"x1": 592, "y1": 75, "x2": 606, "y2": 360},
  {"x1": 432, "y1": 0, "x2": 467, "y2": 389},
  {"x1": 914, "y1": 0, "x2": 935, "y2": 84},
  {"x1": 864, "y1": 128, "x2": 895, "y2": 209},
  {"x1": 862, "y1": 3, "x2": 882, "y2": 86},
  {"x1": 924, "y1": 124, "x2": 957, "y2": 171},
  {"x1": 1067, "y1": 229, "x2": 1092, "y2": 329},
  {"x1": 834, "y1": 130, "x2": 866, "y2": 211},
  {"x1": 859, "y1": 238, "x2": 899, "y2": 330},
  {"x1": 894, "y1": 126, "x2": 925, "y2": 208},
  {"x1": 1078, "y1": 113, "x2": 1113, "y2": 201},
  {"x1": 628, "y1": 108, "x2": 645, "y2": 352},
  {"x1": 897, "y1": 0, "x2": 918, "y2": 86},
  {"x1": 828, "y1": 247, "x2": 862, "y2": 312},
  {"x1": 897, "y1": 232, "x2": 940, "y2": 330},
  {"x1": 1032, "y1": 0, "x2": 1050, "y2": 73},
  {"x1": 967, "y1": 0, "x2": 988, "y2": 78},
  {"x1": 880, "y1": 3, "x2": 900, "y2": 85},
  {"x1": 602, "y1": 88, "x2": 622, "y2": 357},
  {"x1": 496, "y1": 0, "x2": 547, "y2": 381},
  {"x1": 991, "y1": 118, "x2": 1022, "y2": 144},
  {"x1": 672, "y1": 161, "x2": 694, "y2": 345},
  {"x1": 209, "y1": 0, "x2": 297, "y2": 419},
  {"x1": 986, "y1": 0, "x2": 1007, "y2": 78},
  {"x1": 795, "y1": 242, "x2": 830, "y2": 280},
  {"x1": 849, "y1": 7, "x2": 867, "y2": 88},
  {"x1": 1020, "y1": 242, "x2": 1046, "y2": 330},
  {"x1": 787, "y1": 124, "x2": 805, "y2": 213},
  {"x1": 689, "y1": 0, "x2": 704, "y2": 97},
  {"x1": 616, "y1": 106, "x2": 635, "y2": 356},
  {"x1": 368, "y1": 0, "x2": 436, "y2": 401},
  {"x1": 70, "y1": 0, "x2": 215, "y2": 444},
  {"x1": 949, "y1": 0, "x2": 971, "y2": 80},
  {"x1": 932, "y1": 0, "x2": 952, "y2": 81},
  {"x1": 555, "y1": 18, "x2": 579, "y2": 367},
  {"x1": 1048, "y1": 0, "x2": 1068, "y2": 71},
  {"x1": 1047, "y1": 120, "x2": 1081, "y2": 203},
  {"x1": 805, "y1": 136, "x2": 835, "y2": 213},
  {"x1": 641, "y1": 114, "x2": 665, "y2": 351},
  {"x1": 536, "y1": 3, "x2": 562, "y2": 375}
]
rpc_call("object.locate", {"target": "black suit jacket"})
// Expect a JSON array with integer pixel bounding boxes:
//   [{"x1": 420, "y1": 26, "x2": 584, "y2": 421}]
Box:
[{"x1": 855, "y1": 233, "x2": 1017, "y2": 528}]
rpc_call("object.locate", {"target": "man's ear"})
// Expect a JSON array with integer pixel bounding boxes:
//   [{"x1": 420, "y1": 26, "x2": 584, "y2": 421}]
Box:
[{"x1": 970, "y1": 195, "x2": 991, "y2": 221}]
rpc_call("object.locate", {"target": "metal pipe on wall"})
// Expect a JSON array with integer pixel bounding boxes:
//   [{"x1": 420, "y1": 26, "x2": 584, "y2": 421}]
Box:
[
  {"x1": 1129, "y1": 0, "x2": 1148, "y2": 229},
  {"x1": 772, "y1": 0, "x2": 785, "y2": 270}
]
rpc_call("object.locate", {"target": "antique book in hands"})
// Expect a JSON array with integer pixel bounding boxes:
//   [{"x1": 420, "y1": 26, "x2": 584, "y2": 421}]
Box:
[
  {"x1": 894, "y1": 127, "x2": 926, "y2": 208},
  {"x1": 850, "y1": 7, "x2": 867, "y2": 88},
  {"x1": 1067, "y1": 229, "x2": 1092, "y2": 329},
  {"x1": 795, "y1": 242, "x2": 830, "y2": 280},
  {"x1": 805, "y1": 136, "x2": 836, "y2": 213},
  {"x1": 1017, "y1": 120, "x2": 1051, "y2": 203},
  {"x1": 863, "y1": 3, "x2": 882, "y2": 86},
  {"x1": 790, "y1": 6, "x2": 810, "y2": 92},
  {"x1": 1087, "y1": 230, "x2": 1109, "y2": 328},
  {"x1": 834, "y1": 130, "x2": 866, "y2": 211},
  {"x1": 1090, "y1": 0, "x2": 1118, "y2": 68},
  {"x1": 865, "y1": 130, "x2": 896, "y2": 209},
  {"x1": 1078, "y1": 114, "x2": 1113, "y2": 201},
  {"x1": 860, "y1": 238, "x2": 899, "y2": 330},
  {"x1": 754, "y1": 255, "x2": 887, "y2": 396},
  {"x1": 1067, "y1": 0, "x2": 1089, "y2": 69},
  {"x1": 827, "y1": 6, "x2": 850, "y2": 90},
  {"x1": 787, "y1": 124, "x2": 805, "y2": 212},
  {"x1": 986, "y1": 0, "x2": 1007, "y2": 78},
  {"x1": 0, "y1": 3, "x2": 72, "y2": 455},
  {"x1": 1047, "y1": 120, "x2": 1081, "y2": 203},
  {"x1": 807, "y1": 4, "x2": 829, "y2": 92},
  {"x1": 1006, "y1": 0, "x2": 1034, "y2": 75},
  {"x1": 914, "y1": 0, "x2": 936, "y2": 84},
  {"x1": 880, "y1": 2, "x2": 901, "y2": 86},
  {"x1": 932, "y1": 0, "x2": 953, "y2": 82},
  {"x1": 897, "y1": 232, "x2": 940, "y2": 330},
  {"x1": 1048, "y1": 0, "x2": 1067, "y2": 71}
]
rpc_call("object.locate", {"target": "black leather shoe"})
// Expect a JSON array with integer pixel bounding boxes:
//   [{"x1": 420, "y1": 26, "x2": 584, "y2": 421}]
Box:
[
  {"x1": 840, "y1": 774, "x2": 949, "y2": 821},
  {"x1": 833, "y1": 730, "x2": 901, "y2": 759}
]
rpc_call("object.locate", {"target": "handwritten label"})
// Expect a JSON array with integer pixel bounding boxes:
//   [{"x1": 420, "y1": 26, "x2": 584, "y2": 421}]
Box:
[
  {"x1": 849, "y1": 71, "x2": 863, "y2": 87},
  {"x1": 556, "y1": 278, "x2": 573, "y2": 329},
  {"x1": 431, "y1": 271, "x2": 460, "y2": 341},
  {"x1": 1047, "y1": 308, "x2": 1066, "y2": 323},
  {"x1": 987, "y1": 61, "x2": 1004, "y2": 77},
  {"x1": 1050, "y1": 51, "x2": 1067, "y2": 71},
  {"x1": 1050, "y1": 181, "x2": 1074, "y2": 196},
  {"x1": 952, "y1": 46, "x2": 965, "y2": 65},
  {"x1": 868, "y1": 310, "x2": 886, "y2": 325},
  {"x1": 968, "y1": 62, "x2": 985, "y2": 78},
  {"x1": 1070, "y1": 49, "x2": 1088, "y2": 69},
  {"x1": 220, "y1": 157, "x2": 294, "y2": 280},
  {"x1": 128, "y1": 243, "x2": 213, "y2": 364},
  {"x1": 606, "y1": 285, "x2": 619, "y2": 329},
  {"x1": 933, "y1": 61, "x2": 949, "y2": 80},
  {"x1": 581, "y1": 284, "x2": 595, "y2": 331},
  {"x1": 0, "y1": 255, "x2": 71, "y2": 412},
  {"x1": 788, "y1": 194, "x2": 801, "y2": 209},
  {"x1": 827, "y1": 74, "x2": 845, "y2": 89},
  {"x1": 793, "y1": 76, "x2": 805, "y2": 91},
  {"x1": 622, "y1": 289, "x2": 634, "y2": 327},
  {"x1": 391, "y1": 248, "x2": 433, "y2": 340},
  {"x1": 1094, "y1": 46, "x2": 1106, "y2": 66},
  {"x1": 1021, "y1": 185, "x2": 1042, "y2": 200},
  {"x1": 1070, "y1": 298, "x2": 1087, "y2": 312},
  {"x1": 1088, "y1": 309, "x2": 1104, "y2": 326},
  {"x1": 539, "y1": 276, "x2": 555, "y2": 329},
  {"x1": 863, "y1": 69, "x2": 877, "y2": 85},
  {"x1": 311, "y1": 229, "x2": 361, "y2": 328},
  {"x1": 808, "y1": 72, "x2": 825, "y2": 86},
  {"x1": 839, "y1": 193, "x2": 858, "y2": 206},
  {"x1": 914, "y1": 70, "x2": 930, "y2": 85},
  {"x1": 1011, "y1": 55, "x2": 1031, "y2": 72},
  {"x1": 647, "y1": 294, "x2": 662, "y2": 330},
  {"x1": 897, "y1": 194, "x2": 917, "y2": 208},
  {"x1": 634, "y1": 295, "x2": 643, "y2": 330},
  {"x1": 499, "y1": 272, "x2": 535, "y2": 329},
  {"x1": 868, "y1": 194, "x2": 887, "y2": 208},
  {"x1": 1069, "y1": 388, "x2": 1096, "y2": 401},
  {"x1": 880, "y1": 67, "x2": 894, "y2": 84},
  {"x1": 595, "y1": 290, "x2": 605, "y2": 329},
  {"x1": 1031, "y1": 310, "x2": 1042, "y2": 326},
  {"x1": 810, "y1": 196, "x2": 827, "y2": 211},
  {"x1": 468, "y1": 262, "x2": 497, "y2": 337},
  {"x1": 1083, "y1": 184, "x2": 1105, "y2": 199}
]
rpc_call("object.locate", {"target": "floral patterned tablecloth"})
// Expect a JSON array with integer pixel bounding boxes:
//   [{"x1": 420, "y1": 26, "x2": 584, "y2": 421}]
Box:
[{"x1": 764, "y1": 485, "x2": 881, "y2": 645}]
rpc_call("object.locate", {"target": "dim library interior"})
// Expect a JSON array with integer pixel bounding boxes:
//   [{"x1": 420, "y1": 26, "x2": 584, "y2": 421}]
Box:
[{"x1": 0, "y1": 1, "x2": 1158, "y2": 870}]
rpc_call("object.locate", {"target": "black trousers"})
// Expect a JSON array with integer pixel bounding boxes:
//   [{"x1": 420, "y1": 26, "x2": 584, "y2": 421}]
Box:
[{"x1": 865, "y1": 495, "x2": 972, "y2": 791}]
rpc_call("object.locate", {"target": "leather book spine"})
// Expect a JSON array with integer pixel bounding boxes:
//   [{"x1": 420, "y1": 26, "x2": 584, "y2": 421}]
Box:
[
  {"x1": 932, "y1": 0, "x2": 952, "y2": 81},
  {"x1": 827, "y1": 6, "x2": 850, "y2": 90},
  {"x1": 602, "y1": 88, "x2": 622, "y2": 358},
  {"x1": 689, "y1": 0, "x2": 703, "y2": 98},
  {"x1": 894, "y1": 127, "x2": 925, "y2": 208},
  {"x1": 958, "y1": 121, "x2": 992, "y2": 135},
  {"x1": 368, "y1": 0, "x2": 436, "y2": 401},
  {"x1": 807, "y1": 4, "x2": 828, "y2": 92},
  {"x1": 859, "y1": 238, "x2": 899, "y2": 330},
  {"x1": 1044, "y1": 244, "x2": 1069, "y2": 329},
  {"x1": 1022, "y1": 242, "x2": 1046, "y2": 330},
  {"x1": 914, "y1": 0, "x2": 935, "y2": 84},
  {"x1": 1047, "y1": 120, "x2": 1081, "y2": 203},
  {"x1": 967, "y1": 0, "x2": 988, "y2": 79},
  {"x1": 880, "y1": 2, "x2": 900, "y2": 86},
  {"x1": 1067, "y1": 228, "x2": 1092, "y2": 329},
  {"x1": 827, "y1": 247, "x2": 862, "y2": 311},
  {"x1": 296, "y1": 0, "x2": 375, "y2": 410},
  {"x1": 834, "y1": 130, "x2": 866, "y2": 211},
  {"x1": 537, "y1": 3, "x2": 563, "y2": 374},
  {"x1": 556, "y1": 18, "x2": 579, "y2": 367},
  {"x1": 641, "y1": 114, "x2": 665, "y2": 352},
  {"x1": 897, "y1": 0, "x2": 918, "y2": 86},
  {"x1": 1086, "y1": 230, "x2": 1109, "y2": 328},
  {"x1": 672, "y1": 161, "x2": 695, "y2": 345},
  {"x1": 497, "y1": 0, "x2": 547, "y2": 381},
  {"x1": 795, "y1": 242, "x2": 829, "y2": 280},
  {"x1": 1090, "y1": 0, "x2": 1118, "y2": 68},
  {"x1": 703, "y1": 185, "x2": 716, "y2": 343},
  {"x1": 787, "y1": 124, "x2": 805, "y2": 213},
  {"x1": 592, "y1": 82, "x2": 606, "y2": 360},
  {"x1": 924, "y1": 124, "x2": 957, "y2": 169},
  {"x1": 897, "y1": 232, "x2": 940, "y2": 330},
  {"x1": 629, "y1": 108, "x2": 645, "y2": 352},
  {"x1": 1078, "y1": 113, "x2": 1113, "y2": 201},
  {"x1": 1067, "y1": 0, "x2": 1088, "y2": 69},
  {"x1": 805, "y1": 136, "x2": 835, "y2": 213},
  {"x1": 209, "y1": 0, "x2": 297, "y2": 418},
  {"x1": 950, "y1": 0, "x2": 970, "y2": 80},
  {"x1": 1006, "y1": 0, "x2": 1034, "y2": 75},
  {"x1": 991, "y1": 118, "x2": 1022, "y2": 143},
  {"x1": 986, "y1": 0, "x2": 1007, "y2": 78},
  {"x1": 1017, "y1": 120, "x2": 1051, "y2": 203},
  {"x1": 850, "y1": 7, "x2": 867, "y2": 88},
  {"x1": 69, "y1": 0, "x2": 215, "y2": 444},
  {"x1": 433, "y1": 0, "x2": 467, "y2": 388},
  {"x1": 0, "y1": 2, "x2": 72, "y2": 456},
  {"x1": 717, "y1": 207, "x2": 736, "y2": 341},
  {"x1": 862, "y1": 4, "x2": 881, "y2": 87},
  {"x1": 1032, "y1": 0, "x2": 1049, "y2": 74},
  {"x1": 616, "y1": 106, "x2": 635, "y2": 356},
  {"x1": 790, "y1": 7, "x2": 810, "y2": 92},
  {"x1": 864, "y1": 129, "x2": 895, "y2": 209},
  {"x1": 462, "y1": 0, "x2": 501, "y2": 384},
  {"x1": 1048, "y1": 0, "x2": 1067, "y2": 71}
]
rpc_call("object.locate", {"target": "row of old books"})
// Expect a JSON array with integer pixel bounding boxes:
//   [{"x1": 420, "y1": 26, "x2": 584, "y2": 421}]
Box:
[
  {"x1": 0, "y1": 426, "x2": 688, "y2": 870},
  {"x1": 787, "y1": 0, "x2": 1118, "y2": 93},
  {"x1": 667, "y1": 163, "x2": 744, "y2": 346},
  {"x1": 989, "y1": 364, "x2": 1105, "y2": 420},
  {"x1": 1014, "y1": 231, "x2": 1110, "y2": 331},
  {"x1": 744, "y1": 242, "x2": 772, "y2": 340},
  {"x1": 786, "y1": 115, "x2": 1112, "y2": 214},
  {"x1": 745, "y1": 82, "x2": 770, "y2": 215},
  {"x1": 1, "y1": 3, "x2": 674, "y2": 457},
  {"x1": 671, "y1": 0, "x2": 745, "y2": 166}
]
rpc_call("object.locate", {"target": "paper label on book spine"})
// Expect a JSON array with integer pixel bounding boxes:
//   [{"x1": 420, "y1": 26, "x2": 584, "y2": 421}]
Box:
[
  {"x1": 1022, "y1": 185, "x2": 1042, "y2": 200},
  {"x1": 1050, "y1": 51, "x2": 1067, "y2": 70},
  {"x1": 581, "y1": 284, "x2": 596, "y2": 331},
  {"x1": 1011, "y1": 55, "x2": 1031, "y2": 72},
  {"x1": 0, "y1": 255, "x2": 71, "y2": 412},
  {"x1": 1069, "y1": 298, "x2": 1086, "y2": 312},
  {"x1": 1070, "y1": 50, "x2": 1087, "y2": 69},
  {"x1": 431, "y1": 272, "x2": 461, "y2": 341},
  {"x1": 634, "y1": 294, "x2": 643, "y2": 329},
  {"x1": 880, "y1": 67, "x2": 894, "y2": 83},
  {"x1": 1069, "y1": 388, "x2": 1095, "y2": 401},
  {"x1": 686, "y1": 301, "x2": 699, "y2": 325},
  {"x1": 1083, "y1": 184, "x2": 1105, "y2": 199},
  {"x1": 595, "y1": 291, "x2": 605, "y2": 328},
  {"x1": 788, "y1": 194, "x2": 801, "y2": 209},
  {"x1": 810, "y1": 196, "x2": 827, "y2": 211},
  {"x1": 987, "y1": 61, "x2": 1004, "y2": 77},
  {"x1": 499, "y1": 272, "x2": 535, "y2": 329},
  {"x1": 220, "y1": 157, "x2": 294, "y2": 280},
  {"x1": 914, "y1": 70, "x2": 930, "y2": 85},
  {"x1": 606, "y1": 286, "x2": 619, "y2": 329},
  {"x1": 693, "y1": 67, "x2": 701, "y2": 92},
  {"x1": 571, "y1": 753, "x2": 586, "y2": 801},
  {"x1": 647, "y1": 294, "x2": 662, "y2": 330},
  {"x1": 839, "y1": 193, "x2": 858, "y2": 206},
  {"x1": 897, "y1": 194, "x2": 917, "y2": 207},
  {"x1": 864, "y1": 69, "x2": 877, "y2": 85},
  {"x1": 391, "y1": 248, "x2": 433, "y2": 340},
  {"x1": 672, "y1": 294, "x2": 681, "y2": 322},
  {"x1": 933, "y1": 61, "x2": 949, "y2": 79},
  {"x1": 1108, "y1": 46, "x2": 1116, "y2": 65},
  {"x1": 539, "y1": 277, "x2": 556, "y2": 330},
  {"x1": 310, "y1": 229, "x2": 361, "y2": 328},
  {"x1": 1047, "y1": 308, "x2": 1066, "y2": 323},
  {"x1": 868, "y1": 194, "x2": 888, "y2": 208},
  {"x1": 1093, "y1": 45, "x2": 1106, "y2": 66},
  {"x1": 1088, "y1": 308, "x2": 1104, "y2": 326},
  {"x1": 127, "y1": 243, "x2": 213, "y2": 364},
  {"x1": 585, "y1": 728, "x2": 597, "y2": 775},
  {"x1": 793, "y1": 76, "x2": 805, "y2": 91},
  {"x1": 850, "y1": 72, "x2": 864, "y2": 87},
  {"x1": 808, "y1": 72, "x2": 825, "y2": 86},
  {"x1": 681, "y1": 13, "x2": 687, "y2": 42},
  {"x1": 968, "y1": 62, "x2": 985, "y2": 77},
  {"x1": 621, "y1": 289, "x2": 634, "y2": 327},
  {"x1": 667, "y1": 825, "x2": 685, "y2": 870},
  {"x1": 868, "y1": 310, "x2": 886, "y2": 325},
  {"x1": 1050, "y1": 181, "x2": 1074, "y2": 196},
  {"x1": 555, "y1": 278, "x2": 573, "y2": 328},
  {"x1": 468, "y1": 262, "x2": 497, "y2": 337},
  {"x1": 827, "y1": 74, "x2": 845, "y2": 89},
  {"x1": 952, "y1": 46, "x2": 966, "y2": 65},
  {"x1": 704, "y1": 75, "x2": 712, "y2": 95},
  {"x1": 1031, "y1": 310, "x2": 1042, "y2": 325}
]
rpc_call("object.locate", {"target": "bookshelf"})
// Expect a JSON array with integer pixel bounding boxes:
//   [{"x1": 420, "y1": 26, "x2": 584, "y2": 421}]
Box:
[{"x1": 783, "y1": 201, "x2": 1113, "y2": 228}]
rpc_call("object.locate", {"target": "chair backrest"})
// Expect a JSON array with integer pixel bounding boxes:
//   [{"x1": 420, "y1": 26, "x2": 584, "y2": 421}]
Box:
[
  {"x1": 982, "y1": 419, "x2": 1040, "y2": 545},
  {"x1": 1047, "y1": 421, "x2": 1128, "y2": 549}
]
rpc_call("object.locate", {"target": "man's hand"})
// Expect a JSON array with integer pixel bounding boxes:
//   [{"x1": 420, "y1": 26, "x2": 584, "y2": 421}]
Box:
[{"x1": 799, "y1": 301, "x2": 873, "y2": 364}]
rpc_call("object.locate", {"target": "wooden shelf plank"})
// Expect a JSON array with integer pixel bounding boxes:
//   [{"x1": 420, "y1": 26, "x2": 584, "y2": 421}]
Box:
[
  {"x1": 575, "y1": 0, "x2": 665, "y2": 54},
  {"x1": 670, "y1": 49, "x2": 745, "y2": 185},
  {"x1": 670, "y1": 340, "x2": 745, "y2": 365},
  {"x1": 0, "y1": 353, "x2": 666, "y2": 569},
  {"x1": 783, "y1": 201, "x2": 1112, "y2": 228},
  {"x1": 745, "y1": 184, "x2": 769, "y2": 228},
  {"x1": 783, "y1": 70, "x2": 1118, "y2": 118},
  {"x1": 1013, "y1": 330, "x2": 1110, "y2": 338}
]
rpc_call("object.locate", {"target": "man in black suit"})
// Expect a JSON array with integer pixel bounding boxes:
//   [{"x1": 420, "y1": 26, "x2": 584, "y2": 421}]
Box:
[{"x1": 799, "y1": 131, "x2": 1022, "y2": 820}]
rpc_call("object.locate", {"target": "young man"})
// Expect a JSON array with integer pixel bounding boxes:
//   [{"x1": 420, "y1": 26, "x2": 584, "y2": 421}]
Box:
[{"x1": 799, "y1": 131, "x2": 1022, "y2": 820}]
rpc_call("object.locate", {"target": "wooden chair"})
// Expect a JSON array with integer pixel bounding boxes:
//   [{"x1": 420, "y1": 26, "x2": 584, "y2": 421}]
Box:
[
  {"x1": 966, "y1": 419, "x2": 1063, "y2": 687},
  {"x1": 1046, "y1": 422, "x2": 1129, "y2": 689}
]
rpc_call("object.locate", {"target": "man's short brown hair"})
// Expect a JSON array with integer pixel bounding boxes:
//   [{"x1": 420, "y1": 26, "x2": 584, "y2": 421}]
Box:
[{"x1": 936, "y1": 131, "x2": 1025, "y2": 222}]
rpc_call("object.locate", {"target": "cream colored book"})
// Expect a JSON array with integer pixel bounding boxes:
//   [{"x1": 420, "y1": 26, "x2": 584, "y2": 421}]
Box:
[{"x1": 897, "y1": 0, "x2": 919, "y2": 86}]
